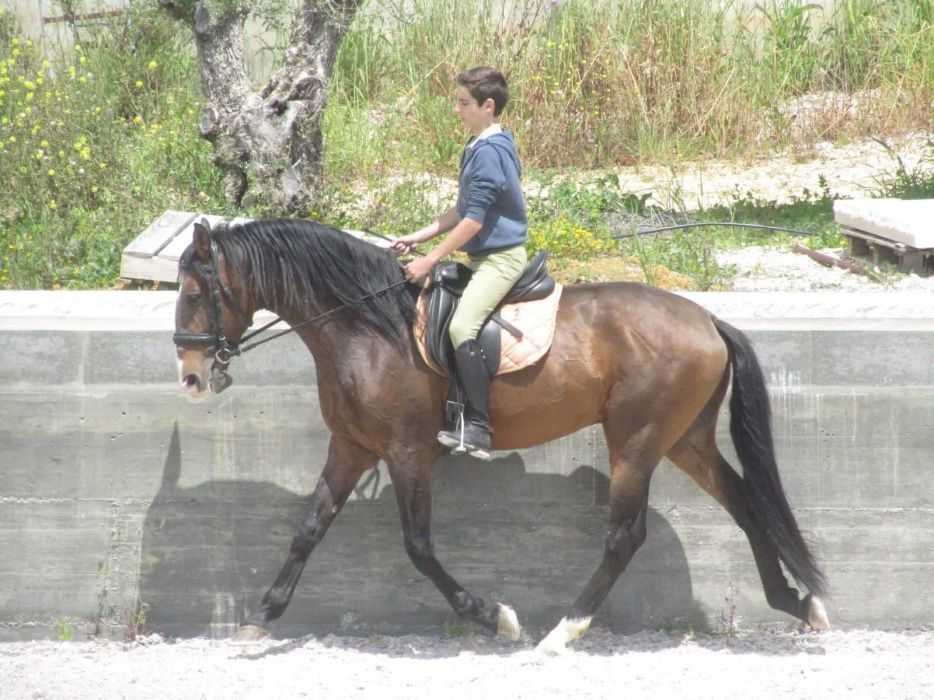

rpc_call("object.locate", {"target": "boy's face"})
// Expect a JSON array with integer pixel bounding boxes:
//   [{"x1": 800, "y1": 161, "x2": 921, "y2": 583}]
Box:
[{"x1": 454, "y1": 85, "x2": 495, "y2": 136}]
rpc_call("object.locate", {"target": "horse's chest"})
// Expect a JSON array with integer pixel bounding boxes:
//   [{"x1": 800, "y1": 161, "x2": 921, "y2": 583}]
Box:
[{"x1": 316, "y1": 365, "x2": 395, "y2": 418}]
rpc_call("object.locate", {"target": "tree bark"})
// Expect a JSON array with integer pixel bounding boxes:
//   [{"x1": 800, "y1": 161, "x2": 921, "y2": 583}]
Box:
[{"x1": 162, "y1": 0, "x2": 360, "y2": 213}]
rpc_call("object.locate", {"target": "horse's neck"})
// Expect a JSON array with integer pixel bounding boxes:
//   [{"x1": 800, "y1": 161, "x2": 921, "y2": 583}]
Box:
[{"x1": 262, "y1": 296, "x2": 375, "y2": 368}]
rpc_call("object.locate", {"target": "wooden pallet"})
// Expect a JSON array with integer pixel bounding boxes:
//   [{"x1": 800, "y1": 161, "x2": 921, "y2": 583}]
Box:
[
  {"x1": 842, "y1": 226, "x2": 933, "y2": 275},
  {"x1": 120, "y1": 211, "x2": 390, "y2": 284}
]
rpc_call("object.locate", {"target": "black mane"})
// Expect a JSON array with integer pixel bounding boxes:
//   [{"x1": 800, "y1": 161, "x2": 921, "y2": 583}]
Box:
[{"x1": 182, "y1": 219, "x2": 416, "y2": 348}]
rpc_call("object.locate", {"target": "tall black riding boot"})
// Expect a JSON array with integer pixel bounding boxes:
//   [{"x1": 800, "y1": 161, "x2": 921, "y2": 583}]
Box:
[{"x1": 437, "y1": 339, "x2": 492, "y2": 459}]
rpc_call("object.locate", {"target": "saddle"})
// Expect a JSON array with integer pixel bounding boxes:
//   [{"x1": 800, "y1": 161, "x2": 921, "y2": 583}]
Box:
[{"x1": 421, "y1": 250, "x2": 557, "y2": 378}]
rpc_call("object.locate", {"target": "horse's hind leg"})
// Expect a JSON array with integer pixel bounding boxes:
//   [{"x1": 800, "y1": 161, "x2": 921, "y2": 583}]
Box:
[
  {"x1": 667, "y1": 425, "x2": 829, "y2": 630},
  {"x1": 385, "y1": 453, "x2": 522, "y2": 641},
  {"x1": 237, "y1": 435, "x2": 378, "y2": 639},
  {"x1": 537, "y1": 424, "x2": 656, "y2": 654}
]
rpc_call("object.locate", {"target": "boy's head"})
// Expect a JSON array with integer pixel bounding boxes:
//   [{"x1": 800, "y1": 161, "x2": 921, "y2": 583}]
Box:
[{"x1": 456, "y1": 67, "x2": 509, "y2": 117}]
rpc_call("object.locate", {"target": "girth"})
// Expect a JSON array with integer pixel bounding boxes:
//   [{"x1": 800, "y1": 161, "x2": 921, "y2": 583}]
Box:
[{"x1": 424, "y1": 250, "x2": 555, "y2": 377}]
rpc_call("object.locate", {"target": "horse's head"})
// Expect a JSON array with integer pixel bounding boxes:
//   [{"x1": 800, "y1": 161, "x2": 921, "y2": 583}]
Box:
[{"x1": 174, "y1": 219, "x2": 253, "y2": 398}]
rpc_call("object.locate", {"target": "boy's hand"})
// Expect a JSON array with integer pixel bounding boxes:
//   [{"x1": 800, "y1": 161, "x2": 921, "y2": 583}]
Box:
[
  {"x1": 391, "y1": 234, "x2": 422, "y2": 255},
  {"x1": 404, "y1": 256, "x2": 435, "y2": 284}
]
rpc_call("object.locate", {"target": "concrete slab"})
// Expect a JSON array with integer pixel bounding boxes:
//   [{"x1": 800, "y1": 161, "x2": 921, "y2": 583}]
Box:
[{"x1": 834, "y1": 198, "x2": 934, "y2": 249}]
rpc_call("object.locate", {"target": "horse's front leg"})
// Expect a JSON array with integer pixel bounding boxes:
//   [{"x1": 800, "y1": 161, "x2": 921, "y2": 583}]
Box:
[
  {"x1": 237, "y1": 435, "x2": 378, "y2": 640},
  {"x1": 386, "y1": 452, "x2": 522, "y2": 641}
]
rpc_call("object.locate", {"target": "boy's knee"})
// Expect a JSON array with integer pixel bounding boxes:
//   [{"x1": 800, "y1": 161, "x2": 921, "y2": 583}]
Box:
[{"x1": 448, "y1": 319, "x2": 475, "y2": 349}]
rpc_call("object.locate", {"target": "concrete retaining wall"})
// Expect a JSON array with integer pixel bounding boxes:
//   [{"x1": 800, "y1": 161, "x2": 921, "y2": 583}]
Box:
[{"x1": 1, "y1": 291, "x2": 932, "y2": 641}]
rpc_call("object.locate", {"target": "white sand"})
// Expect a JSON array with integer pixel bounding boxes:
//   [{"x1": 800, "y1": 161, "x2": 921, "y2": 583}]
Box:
[{"x1": 2, "y1": 628, "x2": 933, "y2": 699}]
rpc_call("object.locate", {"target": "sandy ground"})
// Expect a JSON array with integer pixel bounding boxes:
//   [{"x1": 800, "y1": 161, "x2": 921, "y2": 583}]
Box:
[
  {"x1": 718, "y1": 244, "x2": 934, "y2": 292},
  {"x1": 629, "y1": 131, "x2": 934, "y2": 292},
  {"x1": 2, "y1": 627, "x2": 933, "y2": 699},
  {"x1": 614, "y1": 132, "x2": 932, "y2": 210}
]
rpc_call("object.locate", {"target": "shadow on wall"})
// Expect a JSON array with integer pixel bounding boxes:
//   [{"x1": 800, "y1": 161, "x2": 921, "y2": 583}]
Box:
[{"x1": 139, "y1": 425, "x2": 708, "y2": 639}]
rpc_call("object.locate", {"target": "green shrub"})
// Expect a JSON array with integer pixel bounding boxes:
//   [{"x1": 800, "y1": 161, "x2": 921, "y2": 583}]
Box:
[{"x1": 0, "y1": 5, "x2": 226, "y2": 289}]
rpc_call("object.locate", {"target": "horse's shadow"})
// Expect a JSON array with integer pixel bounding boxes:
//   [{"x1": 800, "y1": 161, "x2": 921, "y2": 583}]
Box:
[{"x1": 138, "y1": 425, "x2": 708, "y2": 639}]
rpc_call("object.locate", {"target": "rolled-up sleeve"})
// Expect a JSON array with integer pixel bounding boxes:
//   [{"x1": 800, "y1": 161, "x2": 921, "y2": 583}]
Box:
[{"x1": 464, "y1": 147, "x2": 505, "y2": 223}]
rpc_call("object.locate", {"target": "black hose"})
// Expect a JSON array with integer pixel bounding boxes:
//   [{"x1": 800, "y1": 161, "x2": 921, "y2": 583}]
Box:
[{"x1": 611, "y1": 221, "x2": 824, "y2": 239}]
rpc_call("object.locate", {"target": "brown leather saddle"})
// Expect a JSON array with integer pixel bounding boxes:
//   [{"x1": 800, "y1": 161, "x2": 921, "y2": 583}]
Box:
[{"x1": 423, "y1": 250, "x2": 556, "y2": 378}]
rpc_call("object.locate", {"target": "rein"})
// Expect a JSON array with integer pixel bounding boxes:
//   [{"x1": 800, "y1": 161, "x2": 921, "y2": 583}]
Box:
[
  {"x1": 232, "y1": 278, "x2": 410, "y2": 357},
  {"x1": 173, "y1": 237, "x2": 409, "y2": 391}
]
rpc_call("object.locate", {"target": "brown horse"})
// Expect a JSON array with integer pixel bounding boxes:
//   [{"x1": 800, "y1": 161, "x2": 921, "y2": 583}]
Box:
[{"x1": 173, "y1": 218, "x2": 828, "y2": 652}]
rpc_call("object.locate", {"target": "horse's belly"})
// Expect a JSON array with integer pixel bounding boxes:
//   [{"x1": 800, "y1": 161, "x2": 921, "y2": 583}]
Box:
[{"x1": 489, "y1": 382, "x2": 604, "y2": 450}]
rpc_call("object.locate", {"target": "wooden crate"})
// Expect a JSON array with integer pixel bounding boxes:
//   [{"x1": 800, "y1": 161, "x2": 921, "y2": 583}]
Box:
[
  {"x1": 120, "y1": 211, "x2": 227, "y2": 284},
  {"x1": 842, "y1": 226, "x2": 933, "y2": 276},
  {"x1": 833, "y1": 199, "x2": 934, "y2": 276}
]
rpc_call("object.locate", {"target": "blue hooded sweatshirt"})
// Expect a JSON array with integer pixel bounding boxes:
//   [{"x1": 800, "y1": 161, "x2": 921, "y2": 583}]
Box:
[{"x1": 456, "y1": 130, "x2": 528, "y2": 256}]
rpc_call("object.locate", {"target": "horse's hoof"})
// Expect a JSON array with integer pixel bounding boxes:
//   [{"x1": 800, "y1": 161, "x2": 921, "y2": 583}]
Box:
[
  {"x1": 496, "y1": 603, "x2": 522, "y2": 641},
  {"x1": 807, "y1": 595, "x2": 830, "y2": 631},
  {"x1": 234, "y1": 624, "x2": 271, "y2": 642},
  {"x1": 535, "y1": 616, "x2": 592, "y2": 656}
]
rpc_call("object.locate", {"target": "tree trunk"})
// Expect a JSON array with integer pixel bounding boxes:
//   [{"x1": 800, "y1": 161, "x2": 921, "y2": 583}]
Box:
[{"x1": 163, "y1": 1, "x2": 360, "y2": 213}]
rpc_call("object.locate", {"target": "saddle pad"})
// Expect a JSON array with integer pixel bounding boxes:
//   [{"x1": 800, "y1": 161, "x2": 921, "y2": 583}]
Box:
[{"x1": 414, "y1": 284, "x2": 563, "y2": 376}]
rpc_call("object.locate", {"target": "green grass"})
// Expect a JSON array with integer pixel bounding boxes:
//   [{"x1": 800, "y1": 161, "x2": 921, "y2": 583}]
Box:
[{"x1": 1, "y1": 1, "x2": 932, "y2": 289}]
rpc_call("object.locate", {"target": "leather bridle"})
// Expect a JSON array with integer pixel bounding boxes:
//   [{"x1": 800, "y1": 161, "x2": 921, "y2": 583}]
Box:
[{"x1": 172, "y1": 240, "x2": 248, "y2": 392}]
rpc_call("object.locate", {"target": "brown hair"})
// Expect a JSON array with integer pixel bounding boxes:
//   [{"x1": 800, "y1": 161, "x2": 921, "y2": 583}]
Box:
[{"x1": 456, "y1": 66, "x2": 509, "y2": 116}]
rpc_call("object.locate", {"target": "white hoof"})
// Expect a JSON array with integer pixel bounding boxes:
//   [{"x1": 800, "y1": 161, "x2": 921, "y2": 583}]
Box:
[
  {"x1": 496, "y1": 604, "x2": 522, "y2": 641},
  {"x1": 535, "y1": 616, "x2": 592, "y2": 656},
  {"x1": 233, "y1": 624, "x2": 271, "y2": 642},
  {"x1": 808, "y1": 595, "x2": 830, "y2": 630}
]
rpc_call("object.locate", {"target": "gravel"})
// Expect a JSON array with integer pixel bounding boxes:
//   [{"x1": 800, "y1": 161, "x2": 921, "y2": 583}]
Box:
[
  {"x1": 2, "y1": 627, "x2": 933, "y2": 699},
  {"x1": 718, "y1": 245, "x2": 934, "y2": 293}
]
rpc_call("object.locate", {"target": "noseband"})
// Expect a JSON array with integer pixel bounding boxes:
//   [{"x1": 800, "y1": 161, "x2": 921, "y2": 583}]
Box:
[{"x1": 172, "y1": 241, "x2": 242, "y2": 392}]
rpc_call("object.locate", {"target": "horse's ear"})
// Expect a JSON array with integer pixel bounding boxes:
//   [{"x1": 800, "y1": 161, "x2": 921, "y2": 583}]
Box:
[{"x1": 192, "y1": 219, "x2": 212, "y2": 263}]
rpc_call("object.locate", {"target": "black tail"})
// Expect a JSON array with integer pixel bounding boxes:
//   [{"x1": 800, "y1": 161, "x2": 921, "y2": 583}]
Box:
[{"x1": 713, "y1": 317, "x2": 826, "y2": 597}]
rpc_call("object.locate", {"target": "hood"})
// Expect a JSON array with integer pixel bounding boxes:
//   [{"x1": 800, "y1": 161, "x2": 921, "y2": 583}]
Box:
[{"x1": 470, "y1": 130, "x2": 522, "y2": 178}]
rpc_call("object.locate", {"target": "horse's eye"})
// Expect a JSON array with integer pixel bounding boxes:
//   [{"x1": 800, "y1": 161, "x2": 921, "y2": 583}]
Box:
[{"x1": 186, "y1": 292, "x2": 202, "y2": 305}]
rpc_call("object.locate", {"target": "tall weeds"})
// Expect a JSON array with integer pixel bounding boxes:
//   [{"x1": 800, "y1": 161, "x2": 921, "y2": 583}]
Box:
[{"x1": 324, "y1": 0, "x2": 933, "y2": 177}]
